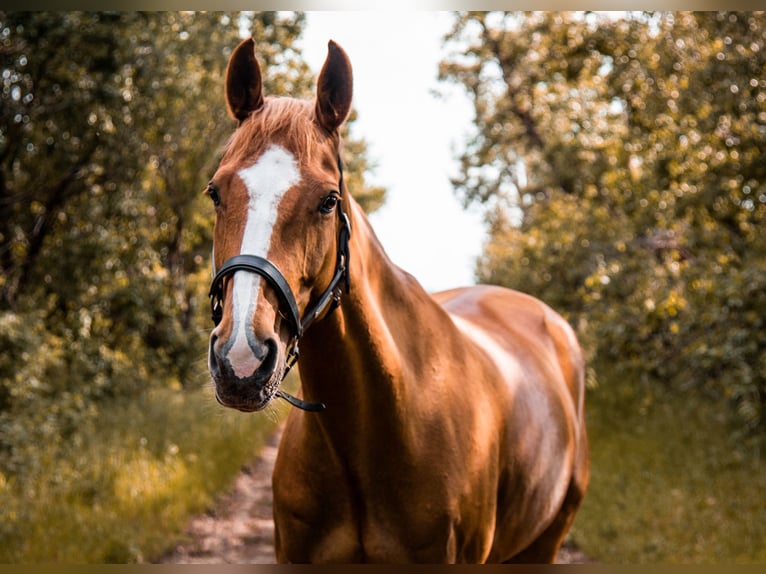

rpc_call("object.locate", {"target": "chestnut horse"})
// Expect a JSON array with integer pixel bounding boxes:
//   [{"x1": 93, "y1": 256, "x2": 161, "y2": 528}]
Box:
[{"x1": 206, "y1": 38, "x2": 589, "y2": 563}]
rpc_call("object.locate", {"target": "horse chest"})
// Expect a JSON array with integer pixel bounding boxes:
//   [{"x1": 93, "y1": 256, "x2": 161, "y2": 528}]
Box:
[
  {"x1": 273, "y1": 436, "x2": 496, "y2": 563},
  {"x1": 274, "y1": 490, "x2": 470, "y2": 563}
]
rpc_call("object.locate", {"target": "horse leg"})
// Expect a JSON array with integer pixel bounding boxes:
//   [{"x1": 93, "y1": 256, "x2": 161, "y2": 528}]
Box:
[{"x1": 504, "y1": 472, "x2": 588, "y2": 564}]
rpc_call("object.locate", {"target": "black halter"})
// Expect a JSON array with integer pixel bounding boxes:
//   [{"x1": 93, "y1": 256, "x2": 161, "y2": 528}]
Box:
[{"x1": 208, "y1": 155, "x2": 351, "y2": 412}]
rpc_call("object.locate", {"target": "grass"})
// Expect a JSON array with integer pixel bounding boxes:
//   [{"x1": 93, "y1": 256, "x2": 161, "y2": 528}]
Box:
[
  {"x1": 568, "y1": 364, "x2": 766, "y2": 563},
  {"x1": 0, "y1": 378, "x2": 292, "y2": 563},
  {"x1": 2, "y1": 361, "x2": 764, "y2": 564}
]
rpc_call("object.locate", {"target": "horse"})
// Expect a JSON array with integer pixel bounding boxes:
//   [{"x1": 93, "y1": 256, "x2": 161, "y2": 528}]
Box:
[{"x1": 205, "y1": 37, "x2": 590, "y2": 563}]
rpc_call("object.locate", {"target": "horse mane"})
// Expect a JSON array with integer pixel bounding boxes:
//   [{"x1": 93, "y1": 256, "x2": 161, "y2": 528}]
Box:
[{"x1": 224, "y1": 97, "x2": 321, "y2": 162}]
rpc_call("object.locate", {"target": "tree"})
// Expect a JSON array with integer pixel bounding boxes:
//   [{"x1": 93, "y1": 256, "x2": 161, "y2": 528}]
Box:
[
  {"x1": 0, "y1": 12, "x2": 144, "y2": 308},
  {"x1": 440, "y1": 11, "x2": 766, "y2": 432},
  {"x1": 0, "y1": 11, "x2": 387, "y2": 475}
]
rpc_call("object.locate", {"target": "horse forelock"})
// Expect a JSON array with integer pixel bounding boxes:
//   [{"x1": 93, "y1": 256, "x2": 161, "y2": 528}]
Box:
[{"x1": 224, "y1": 97, "x2": 322, "y2": 166}]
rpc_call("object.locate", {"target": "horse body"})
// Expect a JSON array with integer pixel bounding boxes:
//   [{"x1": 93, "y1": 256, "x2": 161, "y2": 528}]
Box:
[
  {"x1": 206, "y1": 38, "x2": 589, "y2": 563},
  {"x1": 273, "y1": 199, "x2": 588, "y2": 563}
]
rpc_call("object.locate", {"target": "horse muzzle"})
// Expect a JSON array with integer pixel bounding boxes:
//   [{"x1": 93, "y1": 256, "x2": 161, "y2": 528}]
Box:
[{"x1": 208, "y1": 332, "x2": 284, "y2": 412}]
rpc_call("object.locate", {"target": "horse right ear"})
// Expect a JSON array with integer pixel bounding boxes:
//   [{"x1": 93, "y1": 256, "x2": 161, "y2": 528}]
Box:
[
  {"x1": 225, "y1": 38, "x2": 264, "y2": 124},
  {"x1": 315, "y1": 40, "x2": 353, "y2": 133}
]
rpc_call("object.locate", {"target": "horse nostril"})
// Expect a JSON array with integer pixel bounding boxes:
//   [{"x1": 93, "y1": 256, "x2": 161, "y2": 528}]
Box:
[
  {"x1": 252, "y1": 338, "x2": 279, "y2": 384},
  {"x1": 209, "y1": 334, "x2": 222, "y2": 378}
]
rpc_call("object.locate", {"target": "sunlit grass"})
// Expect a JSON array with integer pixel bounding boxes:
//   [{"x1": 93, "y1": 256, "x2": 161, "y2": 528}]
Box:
[
  {"x1": 0, "y1": 378, "x2": 291, "y2": 563},
  {"x1": 569, "y1": 364, "x2": 766, "y2": 563},
  {"x1": 3, "y1": 362, "x2": 764, "y2": 564}
]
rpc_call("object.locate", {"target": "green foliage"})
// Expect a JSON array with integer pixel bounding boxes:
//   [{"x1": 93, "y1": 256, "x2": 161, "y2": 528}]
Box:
[{"x1": 441, "y1": 11, "x2": 766, "y2": 434}]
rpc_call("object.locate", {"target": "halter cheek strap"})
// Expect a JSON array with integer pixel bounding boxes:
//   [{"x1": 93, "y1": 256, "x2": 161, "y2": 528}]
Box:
[{"x1": 208, "y1": 155, "x2": 351, "y2": 412}]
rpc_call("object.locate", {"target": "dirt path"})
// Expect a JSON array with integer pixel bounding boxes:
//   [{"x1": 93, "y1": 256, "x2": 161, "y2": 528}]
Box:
[
  {"x1": 157, "y1": 429, "x2": 282, "y2": 563},
  {"x1": 158, "y1": 426, "x2": 589, "y2": 564}
]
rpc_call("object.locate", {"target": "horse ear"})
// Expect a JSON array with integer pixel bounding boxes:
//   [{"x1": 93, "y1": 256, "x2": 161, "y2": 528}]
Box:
[
  {"x1": 225, "y1": 38, "x2": 264, "y2": 124},
  {"x1": 315, "y1": 40, "x2": 353, "y2": 133}
]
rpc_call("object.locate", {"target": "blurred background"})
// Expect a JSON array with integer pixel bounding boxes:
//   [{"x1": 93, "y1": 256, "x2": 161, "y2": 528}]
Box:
[{"x1": 0, "y1": 11, "x2": 764, "y2": 563}]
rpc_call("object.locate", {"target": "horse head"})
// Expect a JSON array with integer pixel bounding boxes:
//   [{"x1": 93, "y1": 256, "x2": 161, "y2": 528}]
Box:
[{"x1": 206, "y1": 38, "x2": 353, "y2": 412}]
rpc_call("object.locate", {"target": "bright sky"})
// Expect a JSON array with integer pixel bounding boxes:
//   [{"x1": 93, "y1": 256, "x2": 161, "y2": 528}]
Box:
[{"x1": 300, "y1": 11, "x2": 487, "y2": 293}]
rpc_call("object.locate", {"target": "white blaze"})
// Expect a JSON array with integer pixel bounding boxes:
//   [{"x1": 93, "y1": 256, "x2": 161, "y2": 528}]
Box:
[{"x1": 228, "y1": 145, "x2": 300, "y2": 377}]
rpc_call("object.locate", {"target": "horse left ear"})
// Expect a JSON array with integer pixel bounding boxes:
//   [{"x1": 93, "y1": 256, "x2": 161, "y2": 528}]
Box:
[
  {"x1": 315, "y1": 40, "x2": 353, "y2": 133},
  {"x1": 226, "y1": 38, "x2": 264, "y2": 124}
]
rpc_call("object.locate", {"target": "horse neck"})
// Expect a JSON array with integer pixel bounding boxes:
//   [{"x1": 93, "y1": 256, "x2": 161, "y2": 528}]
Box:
[{"x1": 297, "y1": 196, "x2": 446, "y2": 432}]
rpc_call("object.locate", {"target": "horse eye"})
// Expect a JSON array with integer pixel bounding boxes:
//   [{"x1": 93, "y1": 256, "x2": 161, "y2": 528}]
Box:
[
  {"x1": 207, "y1": 182, "x2": 221, "y2": 207},
  {"x1": 319, "y1": 193, "x2": 340, "y2": 214}
]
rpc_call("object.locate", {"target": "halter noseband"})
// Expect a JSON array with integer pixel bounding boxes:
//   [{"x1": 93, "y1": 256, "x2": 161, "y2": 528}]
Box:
[{"x1": 208, "y1": 155, "x2": 351, "y2": 412}]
